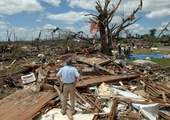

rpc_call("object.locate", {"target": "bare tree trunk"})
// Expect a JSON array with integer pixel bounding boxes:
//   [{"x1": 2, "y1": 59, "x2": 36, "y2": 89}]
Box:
[{"x1": 86, "y1": 0, "x2": 142, "y2": 55}]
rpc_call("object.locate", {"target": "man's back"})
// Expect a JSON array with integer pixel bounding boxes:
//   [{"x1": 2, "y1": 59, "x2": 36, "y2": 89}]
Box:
[{"x1": 57, "y1": 66, "x2": 80, "y2": 84}]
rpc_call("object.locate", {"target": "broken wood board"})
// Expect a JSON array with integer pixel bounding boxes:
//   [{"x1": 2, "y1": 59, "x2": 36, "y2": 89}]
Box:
[
  {"x1": 9, "y1": 73, "x2": 24, "y2": 87},
  {"x1": 0, "y1": 89, "x2": 57, "y2": 120},
  {"x1": 77, "y1": 57, "x2": 111, "y2": 65},
  {"x1": 76, "y1": 74, "x2": 140, "y2": 88},
  {"x1": 77, "y1": 58, "x2": 114, "y2": 75}
]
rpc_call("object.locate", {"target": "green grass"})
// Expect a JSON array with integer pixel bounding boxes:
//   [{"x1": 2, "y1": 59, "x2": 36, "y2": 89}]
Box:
[
  {"x1": 0, "y1": 57, "x2": 38, "y2": 75},
  {"x1": 132, "y1": 48, "x2": 170, "y2": 54},
  {"x1": 150, "y1": 58, "x2": 170, "y2": 67}
]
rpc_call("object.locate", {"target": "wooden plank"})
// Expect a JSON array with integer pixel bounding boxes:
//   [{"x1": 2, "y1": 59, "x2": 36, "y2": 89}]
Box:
[
  {"x1": 0, "y1": 92, "x2": 29, "y2": 118},
  {"x1": 15, "y1": 92, "x2": 57, "y2": 120},
  {"x1": 75, "y1": 90, "x2": 87, "y2": 104},
  {"x1": 1, "y1": 93, "x2": 35, "y2": 120},
  {"x1": 81, "y1": 58, "x2": 111, "y2": 66},
  {"x1": 54, "y1": 85, "x2": 62, "y2": 99},
  {"x1": 155, "y1": 82, "x2": 170, "y2": 94},
  {"x1": 108, "y1": 99, "x2": 118, "y2": 120},
  {"x1": 144, "y1": 80, "x2": 162, "y2": 97},
  {"x1": 84, "y1": 93, "x2": 148, "y2": 104},
  {"x1": 92, "y1": 99, "x2": 100, "y2": 120},
  {"x1": 159, "y1": 112, "x2": 170, "y2": 120},
  {"x1": 66, "y1": 110, "x2": 74, "y2": 120},
  {"x1": 76, "y1": 74, "x2": 140, "y2": 88},
  {"x1": 0, "y1": 89, "x2": 57, "y2": 120},
  {"x1": 118, "y1": 116, "x2": 141, "y2": 120},
  {"x1": 77, "y1": 59, "x2": 115, "y2": 75},
  {"x1": 0, "y1": 89, "x2": 30, "y2": 114},
  {"x1": 83, "y1": 94, "x2": 104, "y2": 112}
]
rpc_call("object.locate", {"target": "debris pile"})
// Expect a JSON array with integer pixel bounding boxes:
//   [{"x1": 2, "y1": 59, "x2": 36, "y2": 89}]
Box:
[{"x1": 0, "y1": 49, "x2": 170, "y2": 120}]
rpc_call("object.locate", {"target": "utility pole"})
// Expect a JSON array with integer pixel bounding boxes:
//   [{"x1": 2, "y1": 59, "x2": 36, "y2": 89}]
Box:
[{"x1": 149, "y1": 22, "x2": 170, "y2": 48}]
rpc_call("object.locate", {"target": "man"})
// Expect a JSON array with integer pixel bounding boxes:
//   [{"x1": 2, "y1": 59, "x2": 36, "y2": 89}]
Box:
[
  {"x1": 117, "y1": 43, "x2": 121, "y2": 55},
  {"x1": 56, "y1": 58, "x2": 81, "y2": 115}
]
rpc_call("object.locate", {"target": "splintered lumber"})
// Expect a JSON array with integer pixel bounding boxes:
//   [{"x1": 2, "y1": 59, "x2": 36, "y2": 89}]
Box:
[
  {"x1": 84, "y1": 93, "x2": 149, "y2": 104},
  {"x1": 94, "y1": 64, "x2": 115, "y2": 75},
  {"x1": 9, "y1": 73, "x2": 24, "y2": 87},
  {"x1": 159, "y1": 112, "x2": 170, "y2": 120},
  {"x1": 108, "y1": 99, "x2": 118, "y2": 120},
  {"x1": 155, "y1": 82, "x2": 170, "y2": 94},
  {"x1": 75, "y1": 90, "x2": 87, "y2": 104},
  {"x1": 98, "y1": 59, "x2": 111, "y2": 66},
  {"x1": 10, "y1": 59, "x2": 16, "y2": 66},
  {"x1": 118, "y1": 116, "x2": 141, "y2": 120},
  {"x1": 54, "y1": 85, "x2": 62, "y2": 99},
  {"x1": 66, "y1": 110, "x2": 74, "y2": 120},
  {"x1": 92, "y1": 99, "x2": 100, "y2": 120},
  {"x1": 77, "y1": 57, "x2": 111, "y2": 65},
  {"x1": 83, "y1": 93, "x2": 104, "y2": 112},
  {"x1": 0, "y1": 89, "x2": 57, "y2": 120},
  {"x1": 76, "y1": 74, "x2": 140, "y2": 88},
  {"x1": 76, "y1": 58, "x2": 114, "y2": 75},
  {"x1": 144, "y1": 80, "x2": 163, "y2": 97}
]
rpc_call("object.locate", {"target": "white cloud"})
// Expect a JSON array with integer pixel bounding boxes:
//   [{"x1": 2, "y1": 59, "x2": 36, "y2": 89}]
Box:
[
  {"x1": 157, "y1": 22, "x2": 170, "y2": 32},
  {"x1": 36, "y1": 19, "x2": 42, "y2": 22},
  {"x1": 67, "y1": 0, "x2": 142, "y2": 15},
  {"x1": 143, "y1": 0, "x2": 170, "y2": 11},
  {"x1": 15, "y1": 27, "x2": 27, "y2": 32},
  {"x1": 142, "y1": 0, "x2": 170, "y2": 19},
  {"x1": 67, "y1": 0, "x2": 96, "y2": 10},
  {"x1": 0, "y1": 0, "x2": 169, "y2": 41},
  {"x1": 80, "y1": 24, "x2": 91, "y2": 35},
  {"x1": 67, "y1": 0, "x2": 170, "y2": 20},
  {"x1": 42, "y1": 0, "x2": 61, "y2": 7},
  {"x1": 0, "y1": 21, "x2": 9, "y2": 29},
  {"x1": 1, "y1": 27, "x2": 29, "y2": 41},
  {"x1": 0, "y1": 21, "x2": 8, "y2": 25},
  {"x1": 0, "y1": 25, "x2": 7, "y2": 29},
  {"x1": 42, "y1": 24, "x2": 57, "y2": 30},
  {"x1": 46, "y1": 11, "x2": 89, "y2": 24},
  {"x1": 67, "y1": 0, "x2": 122, "y2": 11},
  {"x1": 64, "y1": 26, "x2": 76, "y2": 32},
  {"x1": 145, "y1": 8, "x2": 170, "y2": 19},
  {"x1": 0, "y1": 0, "x2": 43, "y2": 15},
  {"x1": 110, "y1": 16, "x2": 122, "y2": 25},
  {"x1": 118, "y1": 1, "x2": 142, "y2": 15},
  {"x1": 161, "y1": 22, "x2": 169, "y2": 27},
  {"x1": 36, "y1": 13, "x2": 46, "y2": 22},
  {"x1": 127, "y1": 23, "x2": 146, "y2": 35}
]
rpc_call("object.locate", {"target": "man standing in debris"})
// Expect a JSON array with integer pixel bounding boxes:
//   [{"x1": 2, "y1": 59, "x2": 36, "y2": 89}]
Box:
[
  {"x1": 56, "y1": 58, "x2": 81, "y2": 115},
  {"x1": 117, "y1": 43, "x2": 121, "y2": 55}
]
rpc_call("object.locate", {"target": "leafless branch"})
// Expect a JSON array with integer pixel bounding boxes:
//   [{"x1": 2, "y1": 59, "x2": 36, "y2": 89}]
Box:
[{"x1": 95, "y1": 0, "x2": 102, "y2": 13}]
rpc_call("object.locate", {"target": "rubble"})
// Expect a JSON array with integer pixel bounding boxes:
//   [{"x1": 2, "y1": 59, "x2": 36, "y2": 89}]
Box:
[{"x1": 0, "y1": 42, "x2": 170, "y2": 120}]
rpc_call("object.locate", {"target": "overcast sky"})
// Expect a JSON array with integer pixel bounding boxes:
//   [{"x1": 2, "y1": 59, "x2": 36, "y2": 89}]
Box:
[{"x1": 0, "y1": 0, "x2": 169, "y2": 41}]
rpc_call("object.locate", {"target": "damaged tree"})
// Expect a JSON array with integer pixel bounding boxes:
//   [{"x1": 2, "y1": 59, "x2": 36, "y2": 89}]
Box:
[
  {"x1": 35, "y1": 29, "x2": 42, "y2": 51},
  {"x1": 86, "y1": 0, "x2": 142, "y2": 55}
]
